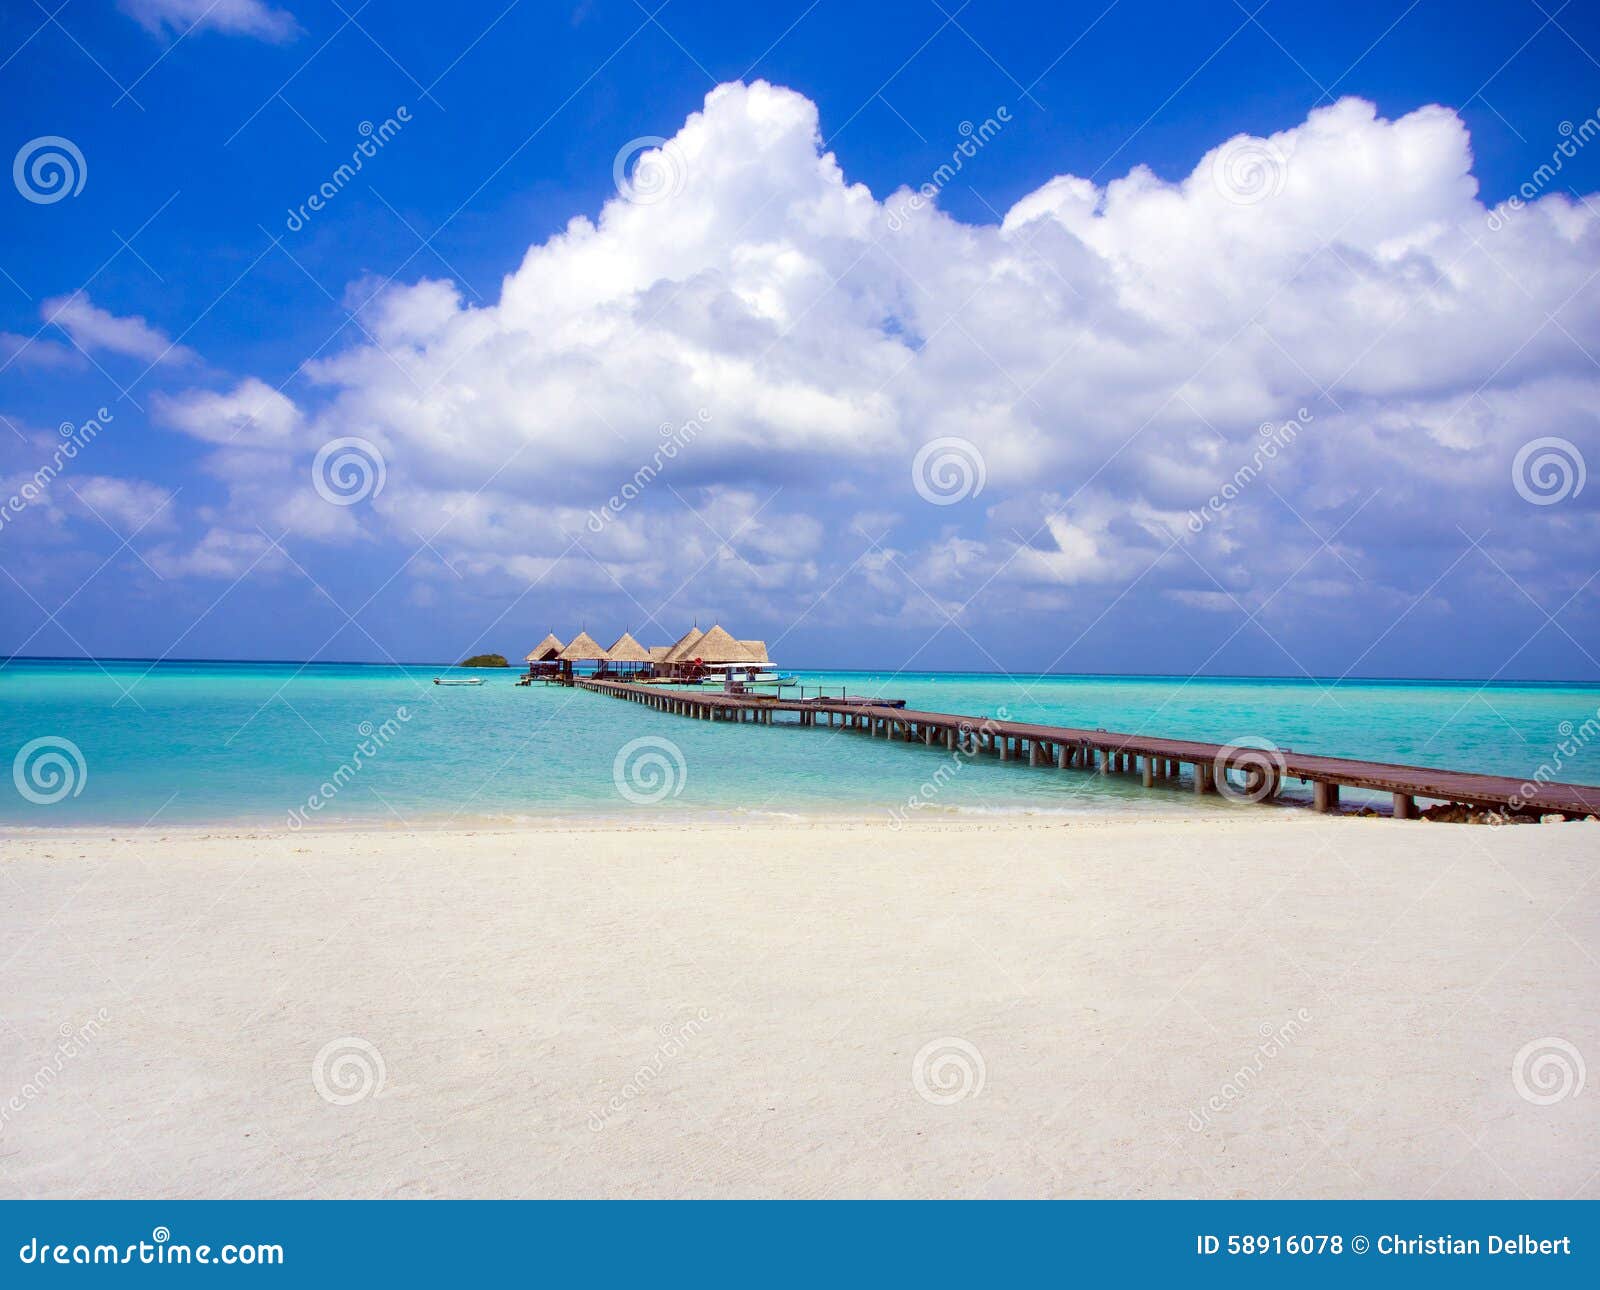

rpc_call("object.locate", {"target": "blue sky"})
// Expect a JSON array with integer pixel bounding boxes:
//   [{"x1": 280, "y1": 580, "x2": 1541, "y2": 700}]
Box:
[{"x1": 2, "y1": 0, "x2": 1598, "y2": 677}]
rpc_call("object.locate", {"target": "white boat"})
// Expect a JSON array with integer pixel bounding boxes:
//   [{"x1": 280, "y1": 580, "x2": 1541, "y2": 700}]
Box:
[
  {"x1": 711, "y1": 664, "x2": 796, "y2": 691},
  {"x1": 433, "y1": 676, "x2": 486, "y2": 686},
  {"x1": 740, "y1": 671, "x2": 797, "y2": 688}
]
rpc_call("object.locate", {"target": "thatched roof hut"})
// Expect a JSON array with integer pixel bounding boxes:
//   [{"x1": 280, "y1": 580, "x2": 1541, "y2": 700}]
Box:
[
  {"x1": 662, "y1": 626, "x2": 705, "y2": 663},
  {"x1": 648, "y1": 646, "x2": 671, "y2": 664},
  {"x1": 738, "y1": 640, "x2": 769, "y2": 663},
  {"x1": 605, "y1": 631, "x2": 652, "y2": 663},
  {"x1": 525, "y1": 633, "x2": 565, "y2": 663},
  {"x1": 558, "y1": 631, "x2": 610, "y2": 662},
  {"x1": 693, "y1": 624, "x2": 756, "y2": 663}
]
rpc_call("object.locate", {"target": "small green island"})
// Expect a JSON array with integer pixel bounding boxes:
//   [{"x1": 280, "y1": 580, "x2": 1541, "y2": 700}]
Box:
[{"x1": 459, "y1": 653, "x2": 510, "y2": 668}]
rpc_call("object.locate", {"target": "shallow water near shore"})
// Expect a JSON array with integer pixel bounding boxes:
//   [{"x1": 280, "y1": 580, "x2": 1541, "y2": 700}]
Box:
[{"x1": 2, "y1": 658, "x2": 1597, "y2": 826}]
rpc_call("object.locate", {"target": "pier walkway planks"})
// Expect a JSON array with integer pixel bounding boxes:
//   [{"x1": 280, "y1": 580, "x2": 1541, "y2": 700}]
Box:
[{"x1": 575, "y1": 679, "x2": 1600, "y2": 819}]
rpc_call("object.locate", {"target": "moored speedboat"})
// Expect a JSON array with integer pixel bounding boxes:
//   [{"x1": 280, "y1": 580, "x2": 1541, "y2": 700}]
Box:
[{"x1": 740, "y1": 671, "x2": 798, "y2": 688}]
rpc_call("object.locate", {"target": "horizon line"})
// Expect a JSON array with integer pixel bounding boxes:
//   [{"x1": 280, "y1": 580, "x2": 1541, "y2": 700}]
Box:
[{"x1": 3, "y1": 653, "x2": 1597, "y2": 688}]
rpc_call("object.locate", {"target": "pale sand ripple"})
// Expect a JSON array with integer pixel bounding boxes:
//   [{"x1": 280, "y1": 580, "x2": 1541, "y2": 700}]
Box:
[{"x1": 0, "y1": 816, "x2": 1595, "y2": 1199}]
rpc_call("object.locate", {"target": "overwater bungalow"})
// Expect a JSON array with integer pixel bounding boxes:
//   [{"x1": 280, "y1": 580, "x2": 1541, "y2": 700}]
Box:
[
  {"x1": 556, "y1": 631, "x2": 610, "y2": 682},
  {"x1": 655, "y1": 626, "x2": 706, "y2": 680},
  {"x1": 520, "y1": 623, "x2": 781, "y2": 688},
  {"x1": 688, "y1": 625, "x2": 780, "y2": 688},
  {"x1": 522, "y1": 633, "x2": 566, "y2": 682},
  {"x1": 603, "y1": 631, "x2": 653, "y2": 681}
]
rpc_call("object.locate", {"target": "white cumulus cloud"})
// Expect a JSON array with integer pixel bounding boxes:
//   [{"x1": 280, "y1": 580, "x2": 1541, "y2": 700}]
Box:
[{"x1": 147, "y1": 81, "x2": 1595, "y2": 655}]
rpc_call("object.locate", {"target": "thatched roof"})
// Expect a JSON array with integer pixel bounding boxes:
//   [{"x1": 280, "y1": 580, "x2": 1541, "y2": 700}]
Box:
[
  {"x1": 525, "y1": 633, "x2": 565, "y2": 662},
  {"x1": 693, "y1": 624, "x2": 756, "y2": 663},
  {"x1": 738, "y1": 639, "x2": 769, "y2": 663},
  {"x1": 558, "y1": 631, "x2": 610, "y2": 661},
  {"x1": 662, "y1": 626, "x2": 704, "y2": 663},
  {"x1": 648, "y1": 646, "x2": 671, "y2": 662},
  {"x1": 605, "y1": 631, "x2": 652, "y2": 663}
]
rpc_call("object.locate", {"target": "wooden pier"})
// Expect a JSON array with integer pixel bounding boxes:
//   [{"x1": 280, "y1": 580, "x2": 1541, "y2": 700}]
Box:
[{"x1": 575, "y1": 679, "x2": 1600, "y2": 819}]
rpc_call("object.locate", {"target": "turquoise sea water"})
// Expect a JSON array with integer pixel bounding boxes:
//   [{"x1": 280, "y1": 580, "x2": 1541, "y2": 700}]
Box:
[{"x1": 2, "y1": 659, "x2": 1597, "y2": 826}]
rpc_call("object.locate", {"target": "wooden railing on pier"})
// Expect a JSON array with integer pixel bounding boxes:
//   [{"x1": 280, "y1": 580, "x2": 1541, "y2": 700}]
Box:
[{"x1": 573, "y1": 678, "x2": 1600, "y2": 819}]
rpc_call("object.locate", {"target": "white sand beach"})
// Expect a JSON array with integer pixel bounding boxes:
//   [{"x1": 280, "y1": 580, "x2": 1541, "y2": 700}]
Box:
[{"x1": 1, "y1": 814, "x2": 1595, "y2": 1200}]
